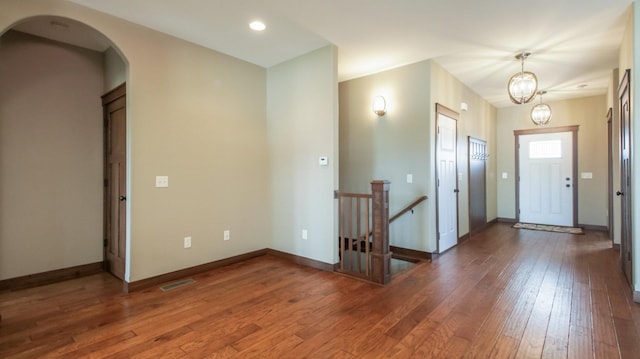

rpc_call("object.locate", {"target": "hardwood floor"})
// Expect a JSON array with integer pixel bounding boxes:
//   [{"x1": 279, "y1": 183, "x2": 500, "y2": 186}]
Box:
[{"x1": 1, "y1": 223, "x2": 639, "y2": 358}]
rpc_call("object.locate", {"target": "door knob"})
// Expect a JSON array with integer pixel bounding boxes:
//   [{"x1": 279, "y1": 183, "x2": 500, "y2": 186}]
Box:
[
  {"x1": 119, "y1": 195, "x2": 127, "y2": 201},
  {"x1": 453, "y1": 189, "x2": 460, "y2": 193},
  {"x1": 616, "y1": 191, "x2": 624, "y2": 196}
]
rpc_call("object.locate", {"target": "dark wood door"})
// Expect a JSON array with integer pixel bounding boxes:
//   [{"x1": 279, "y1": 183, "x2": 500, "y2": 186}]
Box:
[
  {"x1": 102, "y1": 84, "x2": 127, "y2": 281},
  {"x1": 468, "y1": 136, "x2": 487, "y2": 235},
  {"x1": 618, "y1": 70, "x2": 632, "y2": 286},
  {"x1": 607, "y1": 108, "x2": 613, "y2": 239}
]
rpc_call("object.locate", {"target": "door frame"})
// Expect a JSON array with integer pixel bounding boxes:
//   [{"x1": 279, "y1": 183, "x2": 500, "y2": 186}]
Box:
[
  {"x1": 435, "y1": 103, "x2": 459, "y2": 253},
  {"x1": 617, "y1": 68, "x2": 632, "y2": 286},
  {"x1": 514, "y1": 125, "x2": 579, "y2": 227},
  {"x1": 607, "y1": 107, "x2": 613, "y2": 240}
]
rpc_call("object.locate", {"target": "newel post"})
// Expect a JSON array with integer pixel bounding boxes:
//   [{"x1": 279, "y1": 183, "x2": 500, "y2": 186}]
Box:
[{"x1": 370, "y1": 180, "x2": 391, "y2": 285}]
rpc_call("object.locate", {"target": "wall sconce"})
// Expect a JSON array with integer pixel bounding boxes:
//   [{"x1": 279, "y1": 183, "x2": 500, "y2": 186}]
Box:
[{"x1": 372, "y1": 96, "x2": 387, "y2": 116}]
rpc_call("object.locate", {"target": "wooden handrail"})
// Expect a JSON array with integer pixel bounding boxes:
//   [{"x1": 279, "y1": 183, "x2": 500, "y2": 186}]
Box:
[
  {"x1": 389, "y1": 195, "x2": 428, "y2": 224},
  {"x1": 338, "y1": 194, "x2": 428, "y2": 240},
  {"x1": 334, "y1": 190, "x2": 373, "y2": 199}
]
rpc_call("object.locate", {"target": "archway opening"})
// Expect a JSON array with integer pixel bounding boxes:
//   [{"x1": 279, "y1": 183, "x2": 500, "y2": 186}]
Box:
[{"x1": 0, "y1": 15, "x2": 129, "y2": 287}]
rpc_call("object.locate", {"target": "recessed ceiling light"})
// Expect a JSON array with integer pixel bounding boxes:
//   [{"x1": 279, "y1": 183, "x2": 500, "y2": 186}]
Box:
[{"x1": 249, "y1": 21, "x2": 266, "y2": 31}]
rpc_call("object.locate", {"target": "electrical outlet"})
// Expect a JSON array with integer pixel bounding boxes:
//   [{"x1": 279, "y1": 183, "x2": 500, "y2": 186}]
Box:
[
  {"x1": 224, "y1": 230, "x2": 230, "y2": 241},
  {"x1": 302, "y1": 229, "x2": 308, "y2": 240},
  {"x1": 184, "y1": 236, "x2": 191, "y2": 248},
  {"x1": 156, "y1": 176, "x2": 169, "y2": 187}
]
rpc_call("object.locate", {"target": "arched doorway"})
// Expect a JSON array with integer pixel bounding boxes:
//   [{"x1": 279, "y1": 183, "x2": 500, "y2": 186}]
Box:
[{"x1": 0, "y1": 16, "x2": 129, "y2": 288}]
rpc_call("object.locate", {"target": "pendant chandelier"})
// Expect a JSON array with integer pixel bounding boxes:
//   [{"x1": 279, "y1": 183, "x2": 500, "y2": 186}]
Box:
[
  {"x1": 530, "y1": 90, "x2": 552, "y2": 125},
  {"x1": 507, "y1": 52, "x2": 538, "y2": 104}
]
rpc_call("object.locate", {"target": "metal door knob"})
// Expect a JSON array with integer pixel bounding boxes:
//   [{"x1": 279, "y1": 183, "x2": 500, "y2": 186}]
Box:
[
  {"x1": 616, "y1": 191, "x2": 624, "y2": 196},
  {"x1": 119, "y1": 195, "x2": 127, "y2": 201}
]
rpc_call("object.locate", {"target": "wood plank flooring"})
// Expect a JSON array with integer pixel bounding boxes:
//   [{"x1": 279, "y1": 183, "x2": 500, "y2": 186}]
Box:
[{"x1": 1, "y1": 223, "x2": 639, "y2": 358}]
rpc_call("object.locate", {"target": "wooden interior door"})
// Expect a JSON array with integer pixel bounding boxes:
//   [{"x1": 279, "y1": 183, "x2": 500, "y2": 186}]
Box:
[
  {"x1": 618, "y1": 70, "x2": 632, "y2": 285},
  {"x1": 468, "y1": 137, "x2": 487, "y2": 235},
  {"x1": 607, "y1": 108, "x2": 613, "y2": 239},
  {"x1": 102, "y1": 84, "x2": 127, "y2": 281}
]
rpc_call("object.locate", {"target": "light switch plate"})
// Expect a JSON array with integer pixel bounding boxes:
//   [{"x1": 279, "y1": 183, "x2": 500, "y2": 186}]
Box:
[
  {"x1": 502, "y1": 172, "x2": 508, "y2": 179},
  {"x1": 406, "y1": 174, "x2": 413, "y2": 183},
  {"x1": 156, "y1": 176, "x2": 169, "y2": 187},
  {"x1": 319, "y1": 156, "x2": 328, "y2": 166}
]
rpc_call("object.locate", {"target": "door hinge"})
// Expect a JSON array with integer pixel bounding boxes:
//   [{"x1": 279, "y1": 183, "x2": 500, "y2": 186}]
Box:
[
  {"x1": 104, "y1": 178, "x2": 108, "y2": 187},
  {"x1": 103, "y1": 238, "x2": 108, "y2": 247},
  {"x1": 629, "y1": 251, "x2": 632, "y2": 261}
]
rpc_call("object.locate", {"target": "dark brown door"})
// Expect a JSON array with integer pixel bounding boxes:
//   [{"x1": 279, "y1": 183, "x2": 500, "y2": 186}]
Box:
[
  {"x1": 468, "y1": 136, "x2": 487, "y2": 235},
  {"x1": 618, "y1": 70, "x2": 632, "y2": 285},
  {"x1": 102, "y1": 84, "x2": 127, "y2": 280},
  {"x1": 607, "y1": 108, "x2": 613, "y2": 239}
]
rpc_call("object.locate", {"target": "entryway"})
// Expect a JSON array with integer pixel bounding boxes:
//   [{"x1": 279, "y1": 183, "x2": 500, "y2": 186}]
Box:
[{"x1": 515, "y1": 126, "x2": 578, "y2": 227}]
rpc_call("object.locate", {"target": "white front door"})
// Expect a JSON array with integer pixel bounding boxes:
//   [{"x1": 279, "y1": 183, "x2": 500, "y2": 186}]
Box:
[
  {"x1": 437, "y1": 112, "x2": 458, "y2": 252},
  {"x1": 519, "y1": 132, "x2": 573, "y2": 226}
]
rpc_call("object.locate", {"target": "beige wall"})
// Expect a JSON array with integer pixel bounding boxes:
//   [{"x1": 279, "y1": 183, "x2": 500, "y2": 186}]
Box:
[
  {"x1": 339, "y1": 60, "x2": 497, "y2": 253},
  {"x1": 0, "y1": 30, "x2": 104, "y2": 279},
  {"x1": 2, "y1": 0, "x2": 272, "y2": 281},
  {"x1": 609, "y1": 68, "x2": 621, "y2": 245},
  {"x1": 267, "y1": 46, "x2": 339, "y2": 264},
  {"x1": 104, "y1": 46, "x2": 125, "y2": 92},
  {"x1": 430, "y1": 61, "x2": 498, "y2": 236},
  {"x1": 339, "y1": 61, "x2": 432, "y2": 251},
  {"x1": 496, "y1": 95, "x2": 609, "y2": 226},
  {"x1": 1, "y1": 0, "x2": 340, "y2": 282}
]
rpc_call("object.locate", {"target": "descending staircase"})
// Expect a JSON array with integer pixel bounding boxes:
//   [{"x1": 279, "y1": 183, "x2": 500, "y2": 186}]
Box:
[{"x1": 335, "y1": 180, "x2": 427, "y2": 284}]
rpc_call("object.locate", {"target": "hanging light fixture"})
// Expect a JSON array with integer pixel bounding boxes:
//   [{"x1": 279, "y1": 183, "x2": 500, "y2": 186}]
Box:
[
  {"x1": 507, "y1": 52, "x2": 538, "y2": 104},
  {"x1": 530, "y1": 90, "x2": 552, "y2": 125}
]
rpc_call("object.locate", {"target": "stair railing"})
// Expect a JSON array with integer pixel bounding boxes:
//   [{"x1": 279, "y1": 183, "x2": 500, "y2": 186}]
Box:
[
  {"x1": 335, "y1": 180, "x2": 391, "y2": 285},
  {"x1": 389, "y1": 195, "x2": 428, "y2": 224},
  {"x1": 335, "y1": 182, "x2": 428, "y2": 285}
]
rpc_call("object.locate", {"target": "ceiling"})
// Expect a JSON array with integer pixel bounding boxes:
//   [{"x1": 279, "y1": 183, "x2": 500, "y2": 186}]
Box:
[{"x1": 13, "y1": 0, "x2": 633, "y2": 108}]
